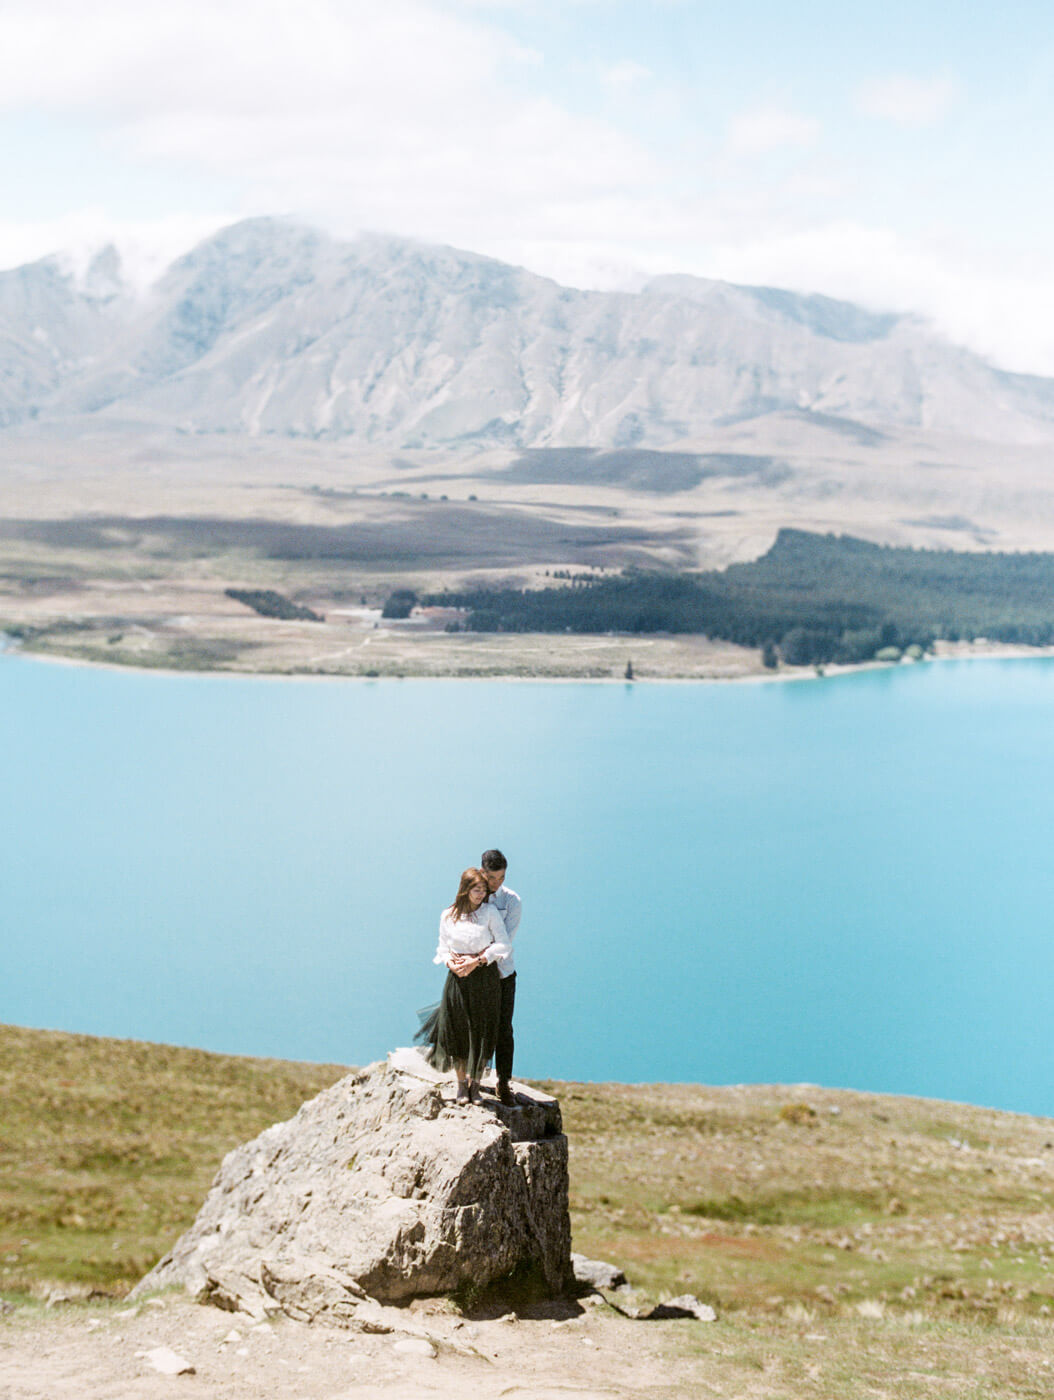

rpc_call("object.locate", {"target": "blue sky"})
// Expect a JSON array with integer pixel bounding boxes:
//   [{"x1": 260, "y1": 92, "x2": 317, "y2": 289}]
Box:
[{"x1": 1, "y1": 0, "x2": 1053, "y2": 372}]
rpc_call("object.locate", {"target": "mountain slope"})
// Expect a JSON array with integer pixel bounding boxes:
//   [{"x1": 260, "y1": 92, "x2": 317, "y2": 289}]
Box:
[{"x1": 2, "y1": 217, "x2": 1053, "y2": 448}]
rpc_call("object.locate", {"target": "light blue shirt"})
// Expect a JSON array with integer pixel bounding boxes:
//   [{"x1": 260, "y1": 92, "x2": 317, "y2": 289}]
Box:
[{"x1": 489, "y1": 885, "x2": 521, "y2": 978}]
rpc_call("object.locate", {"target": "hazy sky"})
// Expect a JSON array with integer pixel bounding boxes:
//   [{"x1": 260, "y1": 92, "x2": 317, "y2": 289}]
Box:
[{"x1": 2, "y1": 0, "x2": 1053, "y2": 372}]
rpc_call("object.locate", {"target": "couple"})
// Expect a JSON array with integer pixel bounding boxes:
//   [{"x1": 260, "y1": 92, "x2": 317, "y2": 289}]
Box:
[{"x1": 417, "y1": 849, "x2": 521, "y2": 1107}]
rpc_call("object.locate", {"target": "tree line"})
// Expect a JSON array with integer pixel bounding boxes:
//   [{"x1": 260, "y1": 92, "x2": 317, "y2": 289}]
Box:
[{"x1": 426, "y1": 530, "x2": 1054, "y2": 665}]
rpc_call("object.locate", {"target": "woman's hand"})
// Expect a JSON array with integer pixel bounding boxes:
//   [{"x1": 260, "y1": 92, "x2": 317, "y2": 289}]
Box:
[{"x1": 448, "y1": 953, "x2": 485, "y2": 978}]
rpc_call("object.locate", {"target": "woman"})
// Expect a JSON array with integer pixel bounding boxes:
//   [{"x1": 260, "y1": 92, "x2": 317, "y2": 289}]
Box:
[{"x1": 417, "y1": 867, "x2": 511, "y2": 1103}]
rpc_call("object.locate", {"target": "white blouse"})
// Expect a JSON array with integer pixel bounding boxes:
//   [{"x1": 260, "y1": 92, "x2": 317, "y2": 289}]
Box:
[{"x1": 434, "y1": 903, "x2": 511, "y2": 967}]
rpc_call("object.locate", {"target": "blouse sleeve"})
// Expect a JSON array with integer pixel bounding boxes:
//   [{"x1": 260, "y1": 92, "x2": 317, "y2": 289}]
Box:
[
  {"x1": 480, "y1": 905, "x2": 511, "y2": 965},
  {"x1": 434, "y1": 909, "x2": 456, "y2": 965}
]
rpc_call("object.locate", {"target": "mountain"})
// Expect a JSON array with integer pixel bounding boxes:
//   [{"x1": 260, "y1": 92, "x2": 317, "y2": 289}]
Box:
[{"x1": 2, "y1": 216, "x2": 1053, "y2": 448}]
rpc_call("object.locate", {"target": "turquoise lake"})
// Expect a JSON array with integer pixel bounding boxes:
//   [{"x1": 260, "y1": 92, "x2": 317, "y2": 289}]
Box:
[{"x1": 2, "y1": 651, "x2": 1052, "y2": 1117}]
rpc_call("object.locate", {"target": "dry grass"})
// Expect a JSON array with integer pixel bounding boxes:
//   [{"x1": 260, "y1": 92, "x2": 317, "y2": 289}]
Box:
[
  {"x1": 7, "y1": 422, "x2": 1054, "y2": 683},
  {"x1": 539, "y1": 1081, "x2": 1054, "y2": 1318},
  {"x1": 0, "y1": 1024, "x2": 343, "y2": 1298}
]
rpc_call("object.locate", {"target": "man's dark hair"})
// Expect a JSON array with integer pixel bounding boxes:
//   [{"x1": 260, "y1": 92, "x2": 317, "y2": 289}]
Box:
[{"x1": 481, "y1": 849, "x2": 507, "y2": 872}]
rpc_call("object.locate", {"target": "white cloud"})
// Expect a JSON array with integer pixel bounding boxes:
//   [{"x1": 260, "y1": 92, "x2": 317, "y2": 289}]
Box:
[
  {"x1": 0, "y1": 0, "x2": 658, "y2": 257},
  {"x1": 856, "y1": 74, "x2": 960, "y2": 126},
  {"x1": 0, "y1": 210, "x2": 233, "y2": 286},
  {"x1": 602, "y1": 60, "x2": 653, "y2": 87},
  {"x1": 727, "y1": 106, "x2": 821, "y2": 156},
  {"x1": 699, "y1": 222, "x2": 1054, "y2": 376}
]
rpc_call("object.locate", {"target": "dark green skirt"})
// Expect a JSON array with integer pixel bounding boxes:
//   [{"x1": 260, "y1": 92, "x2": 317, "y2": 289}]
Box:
[{"x1": 416, "y1": 961, "x2": 501, "y2": 1081}]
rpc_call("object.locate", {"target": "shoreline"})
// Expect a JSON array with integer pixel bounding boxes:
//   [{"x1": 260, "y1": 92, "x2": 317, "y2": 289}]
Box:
[{"x1": 6, "y1": 632, "x2": 1054, "y2": 685}]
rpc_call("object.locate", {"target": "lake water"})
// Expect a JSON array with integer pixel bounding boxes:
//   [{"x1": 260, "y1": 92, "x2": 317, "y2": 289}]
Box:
[{"x1": 3, "y1": 651, "x2": 1053, "y2": 1118}]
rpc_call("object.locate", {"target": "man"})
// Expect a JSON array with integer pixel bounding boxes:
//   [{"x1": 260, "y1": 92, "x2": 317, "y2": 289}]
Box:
[{"x1": 481, "y1": 848, "x2": 521, "y2": 1108}]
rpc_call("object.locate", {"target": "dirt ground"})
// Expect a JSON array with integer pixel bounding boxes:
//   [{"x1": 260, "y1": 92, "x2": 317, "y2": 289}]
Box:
[
  {"x1": 0, "y1": 1290, "x2": 719, "y2": 1400},
  {"x1": 5, "y1": 1278, "x2": 1054, "y2": 1400}
]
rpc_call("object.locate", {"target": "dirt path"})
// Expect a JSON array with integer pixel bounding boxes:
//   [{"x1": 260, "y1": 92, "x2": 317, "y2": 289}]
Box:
[{"x1": 0, "y1": 1294, "x2": 708, "y2": 1400}]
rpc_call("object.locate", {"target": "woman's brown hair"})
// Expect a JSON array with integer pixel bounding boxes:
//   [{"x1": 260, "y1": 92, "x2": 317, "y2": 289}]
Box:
[{"x1": 449, "y1": 867, "x2": 489, "y2": 922}]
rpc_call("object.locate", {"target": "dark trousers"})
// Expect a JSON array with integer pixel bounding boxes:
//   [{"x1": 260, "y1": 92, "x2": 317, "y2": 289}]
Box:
[{"x1": 496, "y1": 972, "x2": 516, "y2": 1083}]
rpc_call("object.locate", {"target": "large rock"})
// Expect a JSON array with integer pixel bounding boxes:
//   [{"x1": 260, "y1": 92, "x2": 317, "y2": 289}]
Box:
[{"x1": 132, "y1": 1050, "x2": 572, "y2": 1322}]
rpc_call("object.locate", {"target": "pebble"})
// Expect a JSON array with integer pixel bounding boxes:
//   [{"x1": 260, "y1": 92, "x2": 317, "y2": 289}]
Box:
[
  {"x1": 138, "y1": 1345, "x2": 195, "y2": 1376},
  {"x1": 223, "y1": 1329, "x2": 243, "y2": 1343},
  {"x1": 114, "y1": 1307, "x2": 138, "y2": 1320},
  {"x1": 392, "y1": 1337, "x2": 437, "y2": 1358}
]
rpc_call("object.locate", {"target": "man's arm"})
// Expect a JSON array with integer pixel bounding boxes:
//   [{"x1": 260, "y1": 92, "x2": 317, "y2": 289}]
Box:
[{"x1": 499, "y1": 889, "x2": 522, "y2": 940}]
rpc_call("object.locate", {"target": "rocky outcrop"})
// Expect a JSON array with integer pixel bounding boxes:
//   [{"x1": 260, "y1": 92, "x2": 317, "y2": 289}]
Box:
[{"x1": 132, "y1": 1049, "x2": 572, "y2": 1322}]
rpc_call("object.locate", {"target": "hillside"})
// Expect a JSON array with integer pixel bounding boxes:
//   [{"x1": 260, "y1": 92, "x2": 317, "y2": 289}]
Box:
[
  {"x1": 1, "y1": 1023, "x2": 1052, "y2": 1399},
  {"x1": 3, "y1": 217, "x2": 1054, "y2": 448}
]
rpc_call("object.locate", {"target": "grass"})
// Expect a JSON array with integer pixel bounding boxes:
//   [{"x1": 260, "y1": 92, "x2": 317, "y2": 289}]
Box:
[
  {"x1": 3, "y1": 1026, "x2": 1054, "y2": 1397},
  {"x1": 534, "y1": 1078, "x2": 1054, "y2": 1325},
  {"x1": 0, "y1": 1024, "x2": 343, "y2": 1299}
]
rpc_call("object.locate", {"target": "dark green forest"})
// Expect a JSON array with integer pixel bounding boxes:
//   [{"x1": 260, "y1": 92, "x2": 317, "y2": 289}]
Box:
[
  {"x1": 428, "y1": 530, "x2": 1054, "y2": 665},
  {"x1": 225, "y1": 588, "x2": 322, "y2": 622}
]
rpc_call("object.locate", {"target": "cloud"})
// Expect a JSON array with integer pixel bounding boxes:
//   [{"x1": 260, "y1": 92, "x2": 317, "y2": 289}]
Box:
[
  {"x1": 0, "y1": 210, "x2": 233, "y2": 286},
  {"x1": 0, "y1": 0, "x2": 664, "y2": 276},
  {"x1": 699, "y1": 222, "x2": 1054, "y2": 377},
  {"x1": 602, "y1": 60, "x2": 653, "y2": 87},
  {"x1": 727, "y1": 106, "x2": 821, "y2": 157},
  {"x1": 856, "y1": 74, "x2": 960, "y2": 126}
]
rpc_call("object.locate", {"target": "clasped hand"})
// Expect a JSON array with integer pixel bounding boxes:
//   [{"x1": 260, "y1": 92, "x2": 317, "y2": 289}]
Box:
[{"x1": 448, "y1": 952, "x2": 483, "y2": 978}]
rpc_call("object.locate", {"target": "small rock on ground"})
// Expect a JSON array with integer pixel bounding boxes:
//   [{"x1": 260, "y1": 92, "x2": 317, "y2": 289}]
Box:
[
  {"x1": 392, "y1": 1337, "x2": 437, "y2": 1358},
  {"x1": 645, "y1": 1295, "x2": 717, "y2": 1322},
  {"x1": 139, "y1": 1345, "x2": 196, "y2": 1375},
  {"x1": 571, "y1": 1254, "x2": 628, "y2": 1290}
]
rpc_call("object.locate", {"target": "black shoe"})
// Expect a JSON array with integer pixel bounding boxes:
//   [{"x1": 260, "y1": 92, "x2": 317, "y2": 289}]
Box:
[
  {"x1": 497, "y1": 1081, "x2": 516, "y2": 1107},
  {"x1": 468, "y1": 1080, "x2": 482, "y2": 1104}
]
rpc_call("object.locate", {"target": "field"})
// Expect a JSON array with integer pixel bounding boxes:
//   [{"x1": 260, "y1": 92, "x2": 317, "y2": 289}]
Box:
[
  {"x1": 5, "y1": 418, "x2": 1054, "y2": 679},
  {"x1": 2, "y1": 1023, "x2": 1053, "y2": 1398}
]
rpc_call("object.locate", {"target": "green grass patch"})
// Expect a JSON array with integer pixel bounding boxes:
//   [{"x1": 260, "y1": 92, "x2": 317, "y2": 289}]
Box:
[{"x1": 683, "y1": 1186, "x2": 884, "y2": 1228}]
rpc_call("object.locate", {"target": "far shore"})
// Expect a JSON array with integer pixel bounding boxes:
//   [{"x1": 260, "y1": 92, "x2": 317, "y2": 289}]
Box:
[{"x1": 5, "y1": 630, "x2": 1054, "y2": 686}]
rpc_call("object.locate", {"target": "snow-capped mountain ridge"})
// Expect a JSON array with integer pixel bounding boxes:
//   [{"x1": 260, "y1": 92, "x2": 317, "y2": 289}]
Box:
[{"x1": 1, "y1": 216, "x2": 1052, "y2": 447}]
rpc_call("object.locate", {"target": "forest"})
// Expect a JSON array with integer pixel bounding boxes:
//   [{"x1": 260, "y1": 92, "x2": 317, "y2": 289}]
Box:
[{"x1": 427, "y1": 530, "x2": 1054, "y2": 665}]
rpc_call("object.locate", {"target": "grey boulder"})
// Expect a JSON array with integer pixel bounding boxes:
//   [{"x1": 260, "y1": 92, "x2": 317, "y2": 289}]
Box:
[
  {"x1": 133, "y1": 1049, "x2": 572, "y2": 1322},
  {"x1": 570, "y1": 1254, "x2": 628, "y2": 1290}
]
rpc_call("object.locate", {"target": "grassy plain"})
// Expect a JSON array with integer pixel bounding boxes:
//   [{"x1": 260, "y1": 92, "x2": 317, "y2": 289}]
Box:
[{"x1": 2, "y1": 1024, "x2": 1053, "y2": 1398}]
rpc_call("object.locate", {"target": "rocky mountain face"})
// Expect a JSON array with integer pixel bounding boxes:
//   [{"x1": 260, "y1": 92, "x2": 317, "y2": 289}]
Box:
[
  {"x1": 3, "y1": 217, "x2": 1054, "y2": 448},
  {"x1": 132, "y1": 1050, "x2": 572, "y2": 1322}
]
